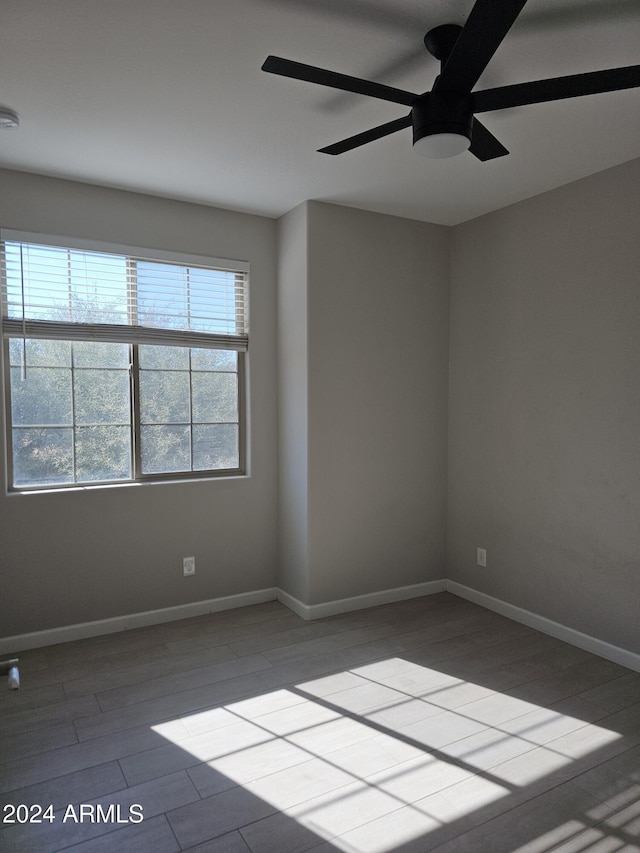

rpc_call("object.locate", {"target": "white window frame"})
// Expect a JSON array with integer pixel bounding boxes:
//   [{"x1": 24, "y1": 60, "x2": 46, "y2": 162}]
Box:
[{"x1": 1, "y1": 230, "x2": 249, "y2": 491}]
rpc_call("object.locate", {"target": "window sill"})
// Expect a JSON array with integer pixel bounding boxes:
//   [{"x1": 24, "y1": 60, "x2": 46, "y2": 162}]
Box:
[{"x1": 6, "y1": 472, "x2": 249, "y2": 496}]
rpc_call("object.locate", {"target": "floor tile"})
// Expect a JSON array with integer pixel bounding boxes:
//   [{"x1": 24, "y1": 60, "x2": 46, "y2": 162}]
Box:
[
  {"x1": 59, "y1": 814, "x2": 182, "y2": 852},
  {"x1": 187, "y1": 738, "x2": 311, "y2": 795},
  {"x1": 286, "y1": 715, "x2": 378, "y2": 757},
  {"x1": 335, "y1": 803, "x2": 441, "y2": 853},
  {"x1": 438, "y1": 725, "x2": 539, "y2": 773},
  {"x1": 239, "y1": 810, "x2": 333, "y2": 853},
  {"x1": 2, "y1": 593, "x2": 639, "y2": 853},
  {"x1": 365, "y1": 695, "x2": 444, "y2": 729},
  {"x1": 167, "y1": 786, "x2": 279, "y2": 849},
  {"x1": 1, "y1": 760, "x2": 126, "y2": 810},
  {"x1": 244, "y1": 757, "x2": 355, "y2": 810},
  {"x1": 183, "y1": 829, "x2": 253, "y2": 853},
  {"x1": 0, "y1": 693, "x2": 99, "y2": 734},
  {"x1": 224, "y1": 689, "x2": 309, "y2": 721},
  {"x1": 320, "y1": 735, "x2": 415, "y2": 778},
  {"x1": 95, "y1": 653, "x2": 271, "y2": 712},
  {"x1": 64, "y1": 643, "x2": 240, "y2": 699},
  {"x1": 0, "y1": 720, "x2": 78, "y2": 763},
  {"x1": 310, "y1": 680, "x2": 407, "y2": 717},
  {"x1": 73, "y1": 672, "x2": 264, "y2": 741},
  {"x1": 286, "y1": 779, "x2": 403, "y2": 838},
  {"x1": 260, "y1": 625, "x2": 398, "y2": 667},
  {"x1": 0, "y1": 723, "x2": 168, "y2": 793},
  {"x1": 119, "y1": 739, "x2": 205, "y2": 786},
  {"x1": 397, "y1": 707, "x2": 488, "y2": 750},
  {"x1": 366, "y1": 753, "x2": 472, "y2": 803},
  {"x1": 579, "y1": 672, "x2": 640, "y2": 713},
  {"x1": 426, "y1": 779, "x2": 613, "y2": 853},
  {"x1": 571, "y1": 743, "x2": 640, "y2": 808},
  {"x1": 0, "y1": 683, "x2": 66, "y2": 712},
  {"x1": 0, "y1": 770, "x2": 198, "y2": 852}
]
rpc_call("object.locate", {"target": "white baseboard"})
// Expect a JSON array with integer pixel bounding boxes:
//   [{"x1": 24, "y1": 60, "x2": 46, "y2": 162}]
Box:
[
  {"x1": 278, "y1": 580, "x2": 447, "y2": 621},
  {"x1": 0, "y1": 588, "x2": 278, "y2": 654},
  {"x1": 447, "y1": 580, "x2": 640, "y2": 674},
  {"x1": 1, "y1": 581, "x2": 446, "y2": 653},
  {"x1": 3, "y1": 579, "x2": 639, "y2": 676}
]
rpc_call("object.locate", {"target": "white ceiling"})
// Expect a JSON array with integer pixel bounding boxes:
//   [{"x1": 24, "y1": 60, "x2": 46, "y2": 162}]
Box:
[{"x1": 1, "y1": 0, "x2": 639, "y2": 225}]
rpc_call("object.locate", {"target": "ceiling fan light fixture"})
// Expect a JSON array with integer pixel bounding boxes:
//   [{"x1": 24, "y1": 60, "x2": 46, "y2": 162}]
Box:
[
  {"x1": 413, "y1": 131, "x2": 470, "y2": 158},
  {"x1": 412, "y1": 93, "x2": 473, "y2": 158}
]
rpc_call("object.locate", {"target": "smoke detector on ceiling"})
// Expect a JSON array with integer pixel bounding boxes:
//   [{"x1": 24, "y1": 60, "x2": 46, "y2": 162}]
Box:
[{"x1": 0, "y1": 107, "x2": 20, "y2": 129}]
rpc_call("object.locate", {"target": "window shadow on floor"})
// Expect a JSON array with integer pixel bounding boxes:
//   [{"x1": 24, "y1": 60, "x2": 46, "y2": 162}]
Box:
[{"x1": 1, "y1": 597, "x2": 639, "y2": 852}]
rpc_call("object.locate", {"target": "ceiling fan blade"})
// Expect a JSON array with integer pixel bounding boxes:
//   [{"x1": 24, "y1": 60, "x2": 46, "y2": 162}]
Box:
[
  {"x1": 262, "y1": 56, "x2": 417, "y2": 106},
  {"x1": 319, "y1": 113, "x2": 413, "y2": 155},
  {"x1": 436, "y1": 0, "x2": 529, "y2": 95},
  {"x1": 473, "y1": 65, "x2": 640, "y2": 112},
  {"x1": 469, "y1": 119, "x2": 509, "y2": 161}
]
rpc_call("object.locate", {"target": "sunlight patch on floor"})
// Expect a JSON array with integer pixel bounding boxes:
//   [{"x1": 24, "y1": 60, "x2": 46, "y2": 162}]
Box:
[{"x1": 152, "y1": 657, "x2": 622, "y2": 852}]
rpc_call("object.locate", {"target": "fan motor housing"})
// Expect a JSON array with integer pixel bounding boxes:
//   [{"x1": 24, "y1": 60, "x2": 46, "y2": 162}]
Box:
[{"x1": 412, "y1": 92, "x2": 473, "y2": 147}]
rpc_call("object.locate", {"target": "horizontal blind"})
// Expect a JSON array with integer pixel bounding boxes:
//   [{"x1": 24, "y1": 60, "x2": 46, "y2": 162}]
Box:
[{"x1": 1, "y1": 234, "x2": 249, "y2": 351}]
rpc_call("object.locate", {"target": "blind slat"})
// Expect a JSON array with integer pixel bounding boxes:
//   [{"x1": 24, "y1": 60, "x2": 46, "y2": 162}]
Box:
[
  {"x1": 1, "y1": 318, "x2": 248, "y2": 351},
  {"x1": 1, "y1": 237, "x2": 249, "y2": 348}
]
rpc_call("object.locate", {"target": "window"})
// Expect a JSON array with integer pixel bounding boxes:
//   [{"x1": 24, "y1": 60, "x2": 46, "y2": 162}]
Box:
[{"x1": 1, "y1": 232, "x2": 248, "y2": 490}]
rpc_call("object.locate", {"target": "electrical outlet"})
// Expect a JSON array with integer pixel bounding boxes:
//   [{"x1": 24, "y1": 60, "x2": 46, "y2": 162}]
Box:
[
  {"x1": 183, "y1": 556, "x2": 196, "y2": 576},
  {"x1": 476, "y1": 548, "x2": 487, "y2": 568}
]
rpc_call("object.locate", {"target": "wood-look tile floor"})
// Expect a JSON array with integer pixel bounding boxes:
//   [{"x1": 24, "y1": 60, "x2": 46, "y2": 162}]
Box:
[{"x1": 1, "y1": 592, "x2": 639, "y2": 852}]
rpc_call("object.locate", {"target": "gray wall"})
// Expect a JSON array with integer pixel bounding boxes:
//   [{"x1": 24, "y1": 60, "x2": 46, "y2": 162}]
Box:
[
  {"x1": 0, "y1": 169, "x2": 279, "y2": 636},
  {"x1": 447, "y1": 158, "x2": 640, "y2": 653},
  {"x1": 277, "y1": 203, "x2": 311, "y2": 603},
  {"x1": 2, "y1": 158, "x2": 638, "y2": 656},
  {"x1": 278, "y1": 202, "x2": 450, "y2": 606}
]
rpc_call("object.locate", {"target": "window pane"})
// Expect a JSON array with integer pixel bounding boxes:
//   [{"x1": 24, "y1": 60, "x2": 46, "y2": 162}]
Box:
[
  {"x1": 137, "y1": 262, "x2": 188, "y2": 330},
  {"x1": 74, "y1": 369, "x2": 130, "y2": 425},
  {"x1": 139, "y1": 370, "x2": 191, "y2": 424},
  {"x1": 188, "y1": 269, "x2": 238, "y2": 333},
  {"x1": 75, "y1": 426, "x2": 131, "y2": 481},
  {"x1": 68, "y1": 250, "x2": 128, "y2": 324},
  {"x1": 10, "y1": 366, "x2": 72, "y2": 425},
  {"x1": 73, "y1": 341, "x2": 129, "y2": 369},
  {"x1": 4, "y1": 243, "x2": 72, "y2": 321},
  {"x1": 136, "y1": 345, "x2": 240, "y2": 475},
  {"x1": 135, "y1": 265, "x2": 241, "y2": 335},
  {"x1": 13, "y1": 427, "x2": 73, "y2": 486},
  {"x1": 191, "y1": 349, "x2": 237, "y2": 371},
  {"x1": 4, "y1": 243, "x2": 128, "y2": 323},
  {"x1": 9, "y1": 338, "x2": 71, "y2": 367},
  {"x1": 193, "y1": 425, "x2": 238, "y2": 470},
  {"x1": 140, "y1": 425, "x2": 190, "y2": 473},
  {"x1": 192, "y1": 372, "x2": 238, "y2": 423},
  {"x1": 138, "y1": 345, "x2": 189, "y2": 370}
]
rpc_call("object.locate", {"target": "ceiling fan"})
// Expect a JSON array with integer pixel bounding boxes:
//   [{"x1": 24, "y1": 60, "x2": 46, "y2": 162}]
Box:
[{"x1": 262, "y1": 0, "x2": 640, "y2": 160}]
